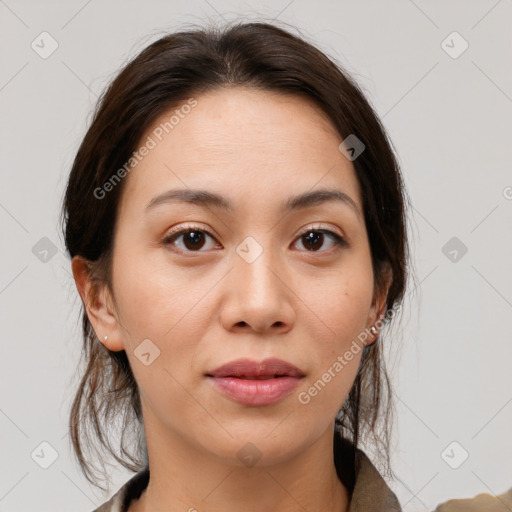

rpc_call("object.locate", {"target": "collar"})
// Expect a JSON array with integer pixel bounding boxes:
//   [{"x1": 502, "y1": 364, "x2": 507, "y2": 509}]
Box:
[{"x1": 334, "y1": 433, "x2": 402, "y2": 511}]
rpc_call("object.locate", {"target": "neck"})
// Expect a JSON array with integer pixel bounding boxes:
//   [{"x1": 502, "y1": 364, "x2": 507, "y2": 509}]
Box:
[{"x1": 129, "y1": 422, "x2": 350, "y2": 512}]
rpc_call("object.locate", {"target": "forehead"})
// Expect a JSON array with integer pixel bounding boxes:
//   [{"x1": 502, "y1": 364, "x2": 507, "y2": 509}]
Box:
[{"x1": 118, "y1": 86, "x2": 362, "y2": 217}]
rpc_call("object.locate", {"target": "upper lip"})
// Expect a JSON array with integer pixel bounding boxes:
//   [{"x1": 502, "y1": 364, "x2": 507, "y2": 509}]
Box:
[{"x1": 206, "y1": 358, "x2": 305, "y2": 378}]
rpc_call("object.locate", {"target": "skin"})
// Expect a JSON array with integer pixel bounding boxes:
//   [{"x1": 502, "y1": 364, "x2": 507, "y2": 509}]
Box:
[{"x1": 72, "y1": 86, "x2": 390, "y2": 512}]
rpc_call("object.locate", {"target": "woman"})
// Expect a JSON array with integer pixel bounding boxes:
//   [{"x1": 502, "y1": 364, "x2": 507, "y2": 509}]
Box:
[{"x1": 61, "y1": 20, "x2": 409, "y2": 511}]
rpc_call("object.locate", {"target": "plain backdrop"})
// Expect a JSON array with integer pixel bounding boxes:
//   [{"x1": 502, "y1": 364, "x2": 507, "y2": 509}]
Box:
[{"x1": 1, "y1": 1, "x2": 511, "y2": 511}]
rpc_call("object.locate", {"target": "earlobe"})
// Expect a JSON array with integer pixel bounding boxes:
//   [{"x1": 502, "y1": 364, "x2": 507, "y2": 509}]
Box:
[{"x1": 71, "y1": 256, "x2": 125, "y2": 352}]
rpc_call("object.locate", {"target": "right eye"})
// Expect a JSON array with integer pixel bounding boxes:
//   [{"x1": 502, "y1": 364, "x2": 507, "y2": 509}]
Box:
[{"x1": 162, "y1": 225, "x2": 220, "y2": 253}]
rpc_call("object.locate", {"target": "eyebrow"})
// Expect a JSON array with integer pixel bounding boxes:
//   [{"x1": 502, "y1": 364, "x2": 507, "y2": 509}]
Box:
[{"x1": 145, "y1": 187, "x2": 359, "y2": 215}]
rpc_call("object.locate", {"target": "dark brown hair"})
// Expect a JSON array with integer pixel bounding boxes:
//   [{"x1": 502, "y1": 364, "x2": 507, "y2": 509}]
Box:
[{"x1": 60, "y1": 19, "x2": 409, "y2": 491}]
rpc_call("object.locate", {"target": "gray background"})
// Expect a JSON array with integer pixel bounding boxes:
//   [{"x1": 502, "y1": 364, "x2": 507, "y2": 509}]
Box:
[{"x1": 1, "y1": 1, "x2": 511, "y2": 511}]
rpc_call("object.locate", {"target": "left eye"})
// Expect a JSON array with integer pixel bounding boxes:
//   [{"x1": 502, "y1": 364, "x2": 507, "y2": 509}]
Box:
[
  {"x1": 293, "y1": 228, "x2": 347, "y2": 252},
  {"x1": 162, "y1": 225, "x2": 346, "y2": 253}
]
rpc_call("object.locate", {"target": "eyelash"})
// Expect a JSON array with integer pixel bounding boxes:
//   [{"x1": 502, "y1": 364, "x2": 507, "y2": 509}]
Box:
[{"x1": 162, "y1": 223, "x2": 348, "y2": 254}]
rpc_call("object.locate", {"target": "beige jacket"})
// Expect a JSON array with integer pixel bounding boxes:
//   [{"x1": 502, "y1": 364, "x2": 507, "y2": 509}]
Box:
[{"x1": 433, "y1": 488, "x2": 512, "y2": 512}]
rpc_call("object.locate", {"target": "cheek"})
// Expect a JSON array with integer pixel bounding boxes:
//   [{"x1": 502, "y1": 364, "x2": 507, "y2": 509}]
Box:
[
  {"x1": 113, "y1": 262, "x2": 207, "y2": 413},
  {"x1": 113, "y1": 246, "x2": 204, "y2": 339},
  {"x1": 294, "y1": 346, "x2": 362, "y2": 442},
  {"x1": 292, "y1": 266, "x2": 373, "y2": 420},
  {"x1": 111, "y1": 251, "x2": 209, "y2": 390},
  {"x1": 306, "y1": 266, "x2": 374, "y2": 348}
]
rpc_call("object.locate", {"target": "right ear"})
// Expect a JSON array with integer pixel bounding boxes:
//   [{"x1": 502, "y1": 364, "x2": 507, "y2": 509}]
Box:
[{"x1": 71, "y1": 255, "x2": 125, "y2": 352}]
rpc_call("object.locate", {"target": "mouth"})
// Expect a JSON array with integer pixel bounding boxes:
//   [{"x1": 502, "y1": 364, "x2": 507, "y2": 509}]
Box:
[
  {"x1": 205, "y1": 358, "x2": 305, "y2": 406},
  {"x1": 205, "y1": 374, "x2": 304, "y2": 406},
  {"x1": 206, "y1": 374, "x2": 290, "y2": 380},
  {"x1": 205, "y1": 357, "x2": 305, "y2": 379}
]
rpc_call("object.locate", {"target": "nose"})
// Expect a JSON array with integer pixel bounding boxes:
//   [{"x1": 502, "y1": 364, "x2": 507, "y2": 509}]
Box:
[{"x1": 219, "y1": 242, "x2": 295, "y2": 334}]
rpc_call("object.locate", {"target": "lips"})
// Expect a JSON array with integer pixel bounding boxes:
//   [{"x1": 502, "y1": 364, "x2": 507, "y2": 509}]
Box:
[
  {"x1": 206, "y1": 357, "x2": 305, "y2": 379},
  {"x1": 206, "y1": 358, "x2": 305, "y2": 406}
]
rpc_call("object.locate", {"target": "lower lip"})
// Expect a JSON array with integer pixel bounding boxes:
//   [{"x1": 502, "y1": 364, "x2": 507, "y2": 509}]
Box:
[{"x1": 207, "y1": 376, "x2": 302, "y2": 406}]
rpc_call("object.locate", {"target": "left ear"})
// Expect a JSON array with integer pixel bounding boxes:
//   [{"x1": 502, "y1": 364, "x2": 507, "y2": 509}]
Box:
[{"x1": 366, "y1": 262, "x2": 393, "y2": 345}]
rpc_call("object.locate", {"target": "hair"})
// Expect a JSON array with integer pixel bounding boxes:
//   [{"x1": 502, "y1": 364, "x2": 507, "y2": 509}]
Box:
[{"x1": 60, "y1": 19, "x2": 410, "y2": 491}]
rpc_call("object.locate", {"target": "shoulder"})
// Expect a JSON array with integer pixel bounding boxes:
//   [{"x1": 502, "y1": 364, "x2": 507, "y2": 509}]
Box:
[
  {"x1": 432, "y1": 487, "x2": 512, "y2": 512},
  {"x1": 333, "y1": 434, "x2": 402, "y2": 511},
  {"x1": 90, "y1": 467, "x2": 150, "y2": 512},
  {"x1": 350, "y1": 448, "x2": 402, "y2": 512},
  {"x1": 90, "y1": 488, "x2": 125, "y2": 512}
]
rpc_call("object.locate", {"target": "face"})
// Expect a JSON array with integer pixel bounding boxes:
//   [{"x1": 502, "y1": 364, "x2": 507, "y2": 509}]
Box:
[{"x1": 79, "y1": 87, "x2": 387, "y2": 467}]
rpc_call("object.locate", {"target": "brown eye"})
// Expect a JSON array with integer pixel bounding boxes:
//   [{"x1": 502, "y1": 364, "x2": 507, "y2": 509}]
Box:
[
  {"x1": 294, "y1": 229, "x2": 347, "y2": 252},
  {"x1": 179, "y1": 230, "x2": 207, "y2": 251},
  {"x1": 163, "y1": 226, "x2": 218, "y2": 253}
]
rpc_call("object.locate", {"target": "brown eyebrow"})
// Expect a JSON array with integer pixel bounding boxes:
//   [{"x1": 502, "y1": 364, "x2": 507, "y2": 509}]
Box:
[{"x1": 145, "y1": 187, "x2": 359, "y2": 215}]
